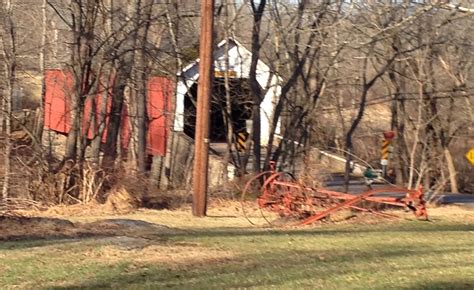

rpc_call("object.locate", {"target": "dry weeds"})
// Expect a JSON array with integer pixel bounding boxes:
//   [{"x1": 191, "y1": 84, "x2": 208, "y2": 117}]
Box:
[
  {"x1": 0, "y1": 197, "x2": 472, "y2": 242},
  {"x1": 104, "y1": 186, "x2": 142, "y2": 213}
]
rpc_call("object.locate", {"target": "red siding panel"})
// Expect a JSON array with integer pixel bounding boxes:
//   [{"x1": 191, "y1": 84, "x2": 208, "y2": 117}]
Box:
[
  {"x1": 147, "y1": 77, "x2": 174, "y2": 156},
  {"x1": 44, "y1": 70, "x2": 173, "y2": 157},
  {"x1": 44, "y1": 70, "x2": 73, "y2": 133}
]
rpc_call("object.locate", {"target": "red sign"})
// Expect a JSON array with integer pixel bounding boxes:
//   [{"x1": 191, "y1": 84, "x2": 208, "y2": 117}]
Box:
[{"x1": 383, "y1": 131, "x2": 396, "y2": 140}]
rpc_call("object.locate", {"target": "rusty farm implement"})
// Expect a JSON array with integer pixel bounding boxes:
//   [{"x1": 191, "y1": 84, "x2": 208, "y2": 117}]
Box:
[{"x1": 241, "y1": 162, "x2": 428, "y2": 226}]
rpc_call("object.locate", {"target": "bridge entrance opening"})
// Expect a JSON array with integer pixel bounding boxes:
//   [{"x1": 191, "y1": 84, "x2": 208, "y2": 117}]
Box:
[{"x1": 183, "y1": 78, "x2": 252, "y2": 142}]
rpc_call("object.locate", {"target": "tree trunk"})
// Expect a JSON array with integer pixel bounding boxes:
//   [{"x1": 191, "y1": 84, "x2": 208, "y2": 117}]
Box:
[
  {"x1": 64, "y1": 91, "x2": 81, "y2": 161},
  {"x1": 101, "y1": 73, "x2": 125, "y2": 170},
  {"x1": 1, "y1": 0, "x2": 16, "y2": 199},
  {"x1": 90, "y1": 75, "x2": 110, "y2": 164},
  {"x1": 407, "y1": 82, "x2": 424, "y2": 189},
  {"x1": 249, "y1": 0, "x2": 266, "y2": 173},
  {"x1": 1, "y1": 72, "x2": 13, "y2": 199},
  {"x1": 129, "y1": 0, "x2": 153, "y2": 173},
  {"x1": 160, "y1": 2, "x2": 182, "y2": 188},
  {"x1": 2, "y1": 90, "x2": 12, "y2": 199},
  {"x1": 343, "y1": 86, "x2": 369, "y2": 193},
  {"x1": 251, "y1": 103, "x2": 261, "y2": 172},
  {"x1": 443, "y1": 147, "x2": 459, "y2": 193},
  {"x1": 65, "y1": 0, "x2": 97, "y2": 162},
  {"x1": 36, "y1": 0, "x2": 47, "y2": 141},
  {"x1": 135, "y1": 72, "x2": 148, "y2": 173},
  {"x1": 221, "y1": 3, "x2": 233, "y2": 183}
]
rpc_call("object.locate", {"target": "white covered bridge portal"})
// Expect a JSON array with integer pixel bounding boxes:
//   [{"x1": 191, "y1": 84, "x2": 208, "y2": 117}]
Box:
[{"x1": 174, "y1": 38, "x2": 281, "y2": 145}]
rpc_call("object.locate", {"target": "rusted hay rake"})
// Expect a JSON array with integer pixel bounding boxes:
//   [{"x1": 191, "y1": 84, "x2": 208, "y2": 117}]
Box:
[{"x1": 241, "y1": 162, "x2": 428, "y2": 226}]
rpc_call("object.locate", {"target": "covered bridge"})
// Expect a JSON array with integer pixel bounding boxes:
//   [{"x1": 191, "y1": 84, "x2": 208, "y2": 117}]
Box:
[{"x1": 174, "y1": 38, "x2": 281, "y2": 145}]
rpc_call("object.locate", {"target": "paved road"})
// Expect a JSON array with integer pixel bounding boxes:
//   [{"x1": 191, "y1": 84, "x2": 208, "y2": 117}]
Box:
[{"x1": 436, "y1": 194, "x2": 474, "y2": 206}]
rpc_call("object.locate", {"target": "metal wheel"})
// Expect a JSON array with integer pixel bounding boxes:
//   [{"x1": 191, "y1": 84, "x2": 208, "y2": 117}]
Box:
[
  {"x1": 258, "y1": 171, "x2": 309, "y2": 226},
  {"x1": 240, "y1": 171, "x2": 274, "y2": 225}
]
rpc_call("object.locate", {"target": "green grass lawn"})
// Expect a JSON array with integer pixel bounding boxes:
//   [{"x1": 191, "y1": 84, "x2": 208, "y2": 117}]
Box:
[{"x1": 0, "y1": 208, "x2": 473, "y2": 289}]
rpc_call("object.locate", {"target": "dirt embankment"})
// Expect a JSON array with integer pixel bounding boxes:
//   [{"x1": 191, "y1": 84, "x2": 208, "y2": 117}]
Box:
[
  {"x1": 0, "y1": 214, "x2": 179, "y2": 241},
  {"x1": 0, "y1": 197, "x2": 181, "y2": 241}
]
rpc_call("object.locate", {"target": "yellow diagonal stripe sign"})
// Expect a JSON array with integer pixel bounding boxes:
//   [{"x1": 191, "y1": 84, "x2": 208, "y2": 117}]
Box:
[
  {"x1": 381, "y1": 139, "x2": 390, "y2": 160},
  {"x1": 466, "y1": 148, "x2": 474, "y2": 166},
  {"x1": 235, "y1": 131, "x2": 249, "y2": 152}
]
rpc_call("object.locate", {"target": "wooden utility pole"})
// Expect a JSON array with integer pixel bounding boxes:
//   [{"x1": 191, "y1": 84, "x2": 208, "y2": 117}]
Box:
[{"x1": 192, "y1": 0, "x2": 214, "y2": 217}]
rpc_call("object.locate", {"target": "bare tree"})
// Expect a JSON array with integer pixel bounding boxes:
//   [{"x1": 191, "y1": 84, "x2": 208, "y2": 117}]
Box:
[
  {"x1": 248, "y1": 0, "x2": 266, "y2": 173},
  {"x1": 130, "y1": 0, "x2": 154, "y2": 173},
  {"x1": 0, "y1": 0, "x2": 17, "y2": 199}
]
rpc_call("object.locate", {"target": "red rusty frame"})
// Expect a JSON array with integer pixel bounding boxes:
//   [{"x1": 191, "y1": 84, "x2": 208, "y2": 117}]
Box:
[{"x1": 241, "y1": 162, "x2": 428, "y2": 226}]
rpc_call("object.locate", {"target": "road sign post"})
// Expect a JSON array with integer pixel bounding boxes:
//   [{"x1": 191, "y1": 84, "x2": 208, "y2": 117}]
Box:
[{"x1": 380, "y1": 131, "x2": 395, "y2": 177}]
